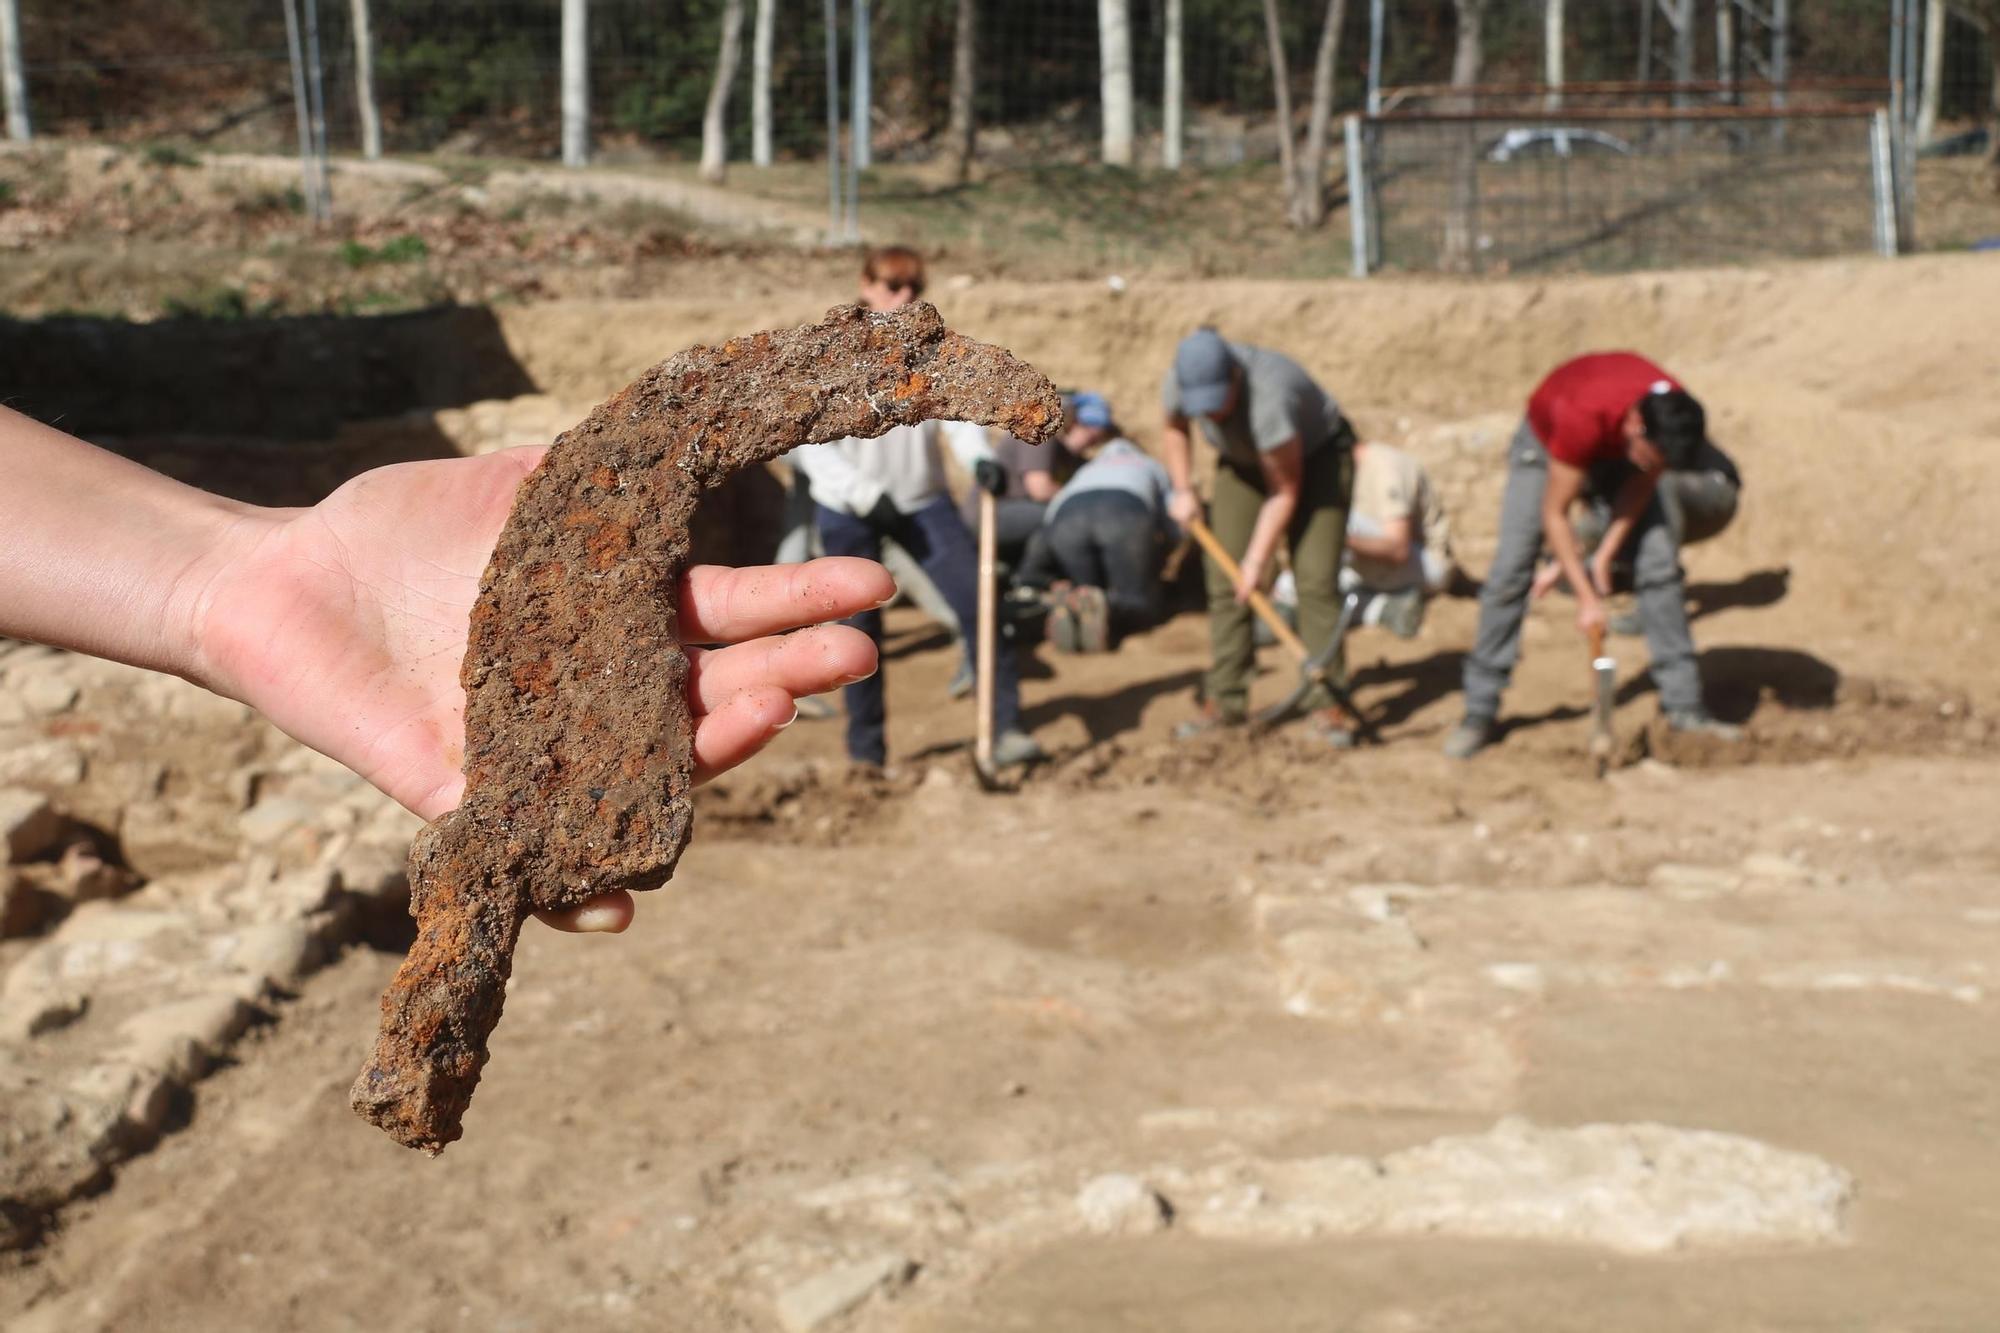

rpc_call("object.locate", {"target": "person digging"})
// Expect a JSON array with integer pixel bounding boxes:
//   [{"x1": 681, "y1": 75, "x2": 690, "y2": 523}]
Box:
[
  {"x1": 1445, "y1": 351, "x2": 1744, "y2": 760},
  {"x1": 1160, "y1": 328, "x2": 1359, "y2": 746}
]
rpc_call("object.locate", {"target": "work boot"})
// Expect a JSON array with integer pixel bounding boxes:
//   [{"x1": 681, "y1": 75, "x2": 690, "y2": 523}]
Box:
[
  {"x1": 1310, "y1": 704, "x2": 1359, "y2": 749},
  {"x1": 1442, "y1": 714, "x2": 1496, "y2": 760},
  {"x1": 990, "y1": 728, "x2": 1046, "y2": 769},
  {"x1": 1044, "y1": 592, "x2": 1082, "y2": 654},
  {"x1": 1067, "y1": 585, "x2": 1112, "y2": 654},
  {"x1": 1665, "y1": 710, "x2": 1744, "y2": 742},
  {"x1": 946, "y1": 657, "x2": 975, "y2": 700},
  {"x1": 1173, "y1": 699, "x2": 1247, "y2": 741},
  {"x1": 1375, "y1": 587, "x2": 1425, "y2": 639}
]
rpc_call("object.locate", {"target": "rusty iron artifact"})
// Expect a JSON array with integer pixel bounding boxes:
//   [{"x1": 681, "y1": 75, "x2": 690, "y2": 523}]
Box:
[{"x1": 351, "y1": 303, "x2": 1061, "y2": 1153}]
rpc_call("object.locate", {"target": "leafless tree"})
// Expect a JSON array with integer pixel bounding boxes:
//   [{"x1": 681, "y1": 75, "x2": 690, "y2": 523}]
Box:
[
  {"x1": 1258, "y1": 0, "x2": 1348, "y2": 228},
  {"x1": 701, "y1": 0, "x2": 748, "y2": 183},
  {"x1": 1099, "y1": 0, "x2": 1135, "y2": 166},
  {"x1": 1442, "y1": 0, "x2": 1489, "y2": 268},
  {"x1": 752, "y1": 0, "x2": 775, "y2": 166},
  {"x1": 947, "y1": 0, "x2": 977, "y2": 180}
]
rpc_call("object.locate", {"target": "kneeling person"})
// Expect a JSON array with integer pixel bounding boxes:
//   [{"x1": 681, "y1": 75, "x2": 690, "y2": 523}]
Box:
[
  {"x1": 1343, "y1": 439, "x2": 1455, "y2": 638},
  {"x1": 1017, "y1": 393, "x2": 1176, "y2": 652}
]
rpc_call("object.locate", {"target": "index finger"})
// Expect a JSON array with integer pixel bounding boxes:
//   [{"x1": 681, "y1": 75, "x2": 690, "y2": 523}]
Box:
[{"x1": 677, "y1": 558, "x2": 895, "y2": 646}]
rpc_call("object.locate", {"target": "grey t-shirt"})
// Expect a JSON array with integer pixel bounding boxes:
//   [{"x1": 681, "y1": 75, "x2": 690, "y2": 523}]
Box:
[
  {"x1": 1045, "y1": 439, "x2": 1176, "y2": 529},
  {"x1": 1160, "y1": 340, "x2": 1344, "y2": 473}
]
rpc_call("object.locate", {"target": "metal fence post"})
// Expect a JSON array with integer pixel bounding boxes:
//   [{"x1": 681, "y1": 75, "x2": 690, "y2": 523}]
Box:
[
  {"x1": 0, "y1": 0, "x2": 29, "y2": 142},
  {"x1": 1365, "y1": 0, "x2": 1384, "y2": 115},
  {"x1": 561, "y1": 0, "x2": 589, "y2": 168},
  {"x1": 850, "y1": 0, "x2": 870, "y2": 170},
  {"x1": 1345, "y1": 114, "x2": 1370, "y2": 278},
  {"x1": 1869, "y1": 107, "x2": 1897, "y2": 258}
]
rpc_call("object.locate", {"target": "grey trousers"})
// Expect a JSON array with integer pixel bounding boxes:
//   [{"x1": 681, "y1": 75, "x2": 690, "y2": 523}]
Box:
[{"x1": 1461, "y1": 421, "x2": 1704, "y2": 720}]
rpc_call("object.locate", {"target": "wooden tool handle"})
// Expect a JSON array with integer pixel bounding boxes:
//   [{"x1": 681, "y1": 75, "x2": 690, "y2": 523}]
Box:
[
  {"x1": 1186, "y1": 517, "x2": 1312, "y2": 665},
  {"x1": 1587, "y1": 623, "x2": 1606, "y2": 660},
  {"x1": 974, "y1": 488, "x2": 997, "y2": 772}
]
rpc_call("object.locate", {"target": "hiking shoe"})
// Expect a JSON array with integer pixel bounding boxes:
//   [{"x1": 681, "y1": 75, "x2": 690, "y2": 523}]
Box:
[
  {"x1": 990, "y1": 728, "x2": 1046, "y2": 769},
  {"x1": 1442, "y1": 715, "x2": 1496, "y2": 760},
  {"x1": 1375, "y1": 587, "x2": 1425, "y2": 639},
  {"x1": 1044, "y1": 592, "x2": 1082, "y2": 654},
  {"x1": 1173, "y1": 700, "x2": 1247, "y2": 741},
  {"x1": 1068, "y1": 585, "x2": 1112, "y2": 654},
  {"x1": 946, "y1": 658, "x2": 975, "y2": 700},
  {"x1": 1666, "y1": 710, "x2": 1743, "y2": 742},
  {"x1": 1311, "y1": 705, "x2": 1360, "y2": 749}
]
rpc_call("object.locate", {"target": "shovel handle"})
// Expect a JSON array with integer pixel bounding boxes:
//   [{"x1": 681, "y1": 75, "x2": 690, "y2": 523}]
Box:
[
  {"x1": 1586, "y1": 623, "x2": 1605, "y2": 661},
  {"x1": 974, "y1": 489, "x2": 997, "y2": 773},
  {"x1": 1185, "y1": 518, "x2": 1312, "y2": 665}
]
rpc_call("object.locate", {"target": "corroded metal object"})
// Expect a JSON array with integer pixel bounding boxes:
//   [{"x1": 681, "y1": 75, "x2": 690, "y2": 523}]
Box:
[{"x1": 351, "y1": 303, "x2": 1061, "y2": 1153}]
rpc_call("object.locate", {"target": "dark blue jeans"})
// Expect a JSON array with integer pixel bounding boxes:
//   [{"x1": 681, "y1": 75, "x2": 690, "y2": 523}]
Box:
[
  {"x1": 816, "y1": 496, "x2": 1021, "y2": 765},
  {"x1": 1017, "y1": 490, "x2": 1167, "y2": 641}
]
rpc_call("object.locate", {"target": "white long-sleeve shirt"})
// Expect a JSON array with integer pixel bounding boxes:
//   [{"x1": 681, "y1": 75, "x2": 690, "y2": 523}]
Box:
[{"x1": 790, "y1": 420, "x2": 993, "y2": 516}]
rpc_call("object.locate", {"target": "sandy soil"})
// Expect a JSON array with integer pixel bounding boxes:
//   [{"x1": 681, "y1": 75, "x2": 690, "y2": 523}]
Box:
[{"x1": 4, "y1": 253, "x2": 1999, "y2": 1331}]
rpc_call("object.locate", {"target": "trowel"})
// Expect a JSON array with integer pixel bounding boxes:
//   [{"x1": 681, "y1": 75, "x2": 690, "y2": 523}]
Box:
[{"x1": 1586, "y1": 623, "x2": 1616, "y2": 779}]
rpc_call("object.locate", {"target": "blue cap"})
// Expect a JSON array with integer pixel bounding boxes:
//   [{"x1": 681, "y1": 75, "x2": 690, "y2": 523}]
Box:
[
  {"x1": 1173, "y1": 328, "x2": 1236, "y2": 418},
  {"x1": 1069, "y1": 391, "x2": 1113, "y2": 430}
]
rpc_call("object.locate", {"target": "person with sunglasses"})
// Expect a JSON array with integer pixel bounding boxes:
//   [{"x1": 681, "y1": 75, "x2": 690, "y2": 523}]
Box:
[{"x1": 788, "y1": 246, "x2": 1045, "y2": 773}]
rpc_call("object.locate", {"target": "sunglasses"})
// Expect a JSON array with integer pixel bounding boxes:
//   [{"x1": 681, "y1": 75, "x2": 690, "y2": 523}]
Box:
[{"x1": 882, "y1": 277, "x2": 925, "y2": 297}]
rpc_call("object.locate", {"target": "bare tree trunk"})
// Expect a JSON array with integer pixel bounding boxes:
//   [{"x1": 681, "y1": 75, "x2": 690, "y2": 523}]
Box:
[
  {"x1": 561, "y1": 0, "x2": 589, "y2": 167},
  {"x1": 1163, "y1": 0, "x2": 1184, "y2": 169},
  {"x1": 1260, "y1": 0, "x2": 1298, "y2": 190},
  {"x1": 1099, "y1": 0, "x2": 1135, "y2": 166},
  {"x1": 1443, "y1": 0, "x2": 1488, "y2": 270},
  {"x1": 350, "y1": 0, "x2": 381, "y2": 158},
  {"x1": 947, "y1": 0, "x2": 976, "y2": 179},
  {"x1": 701, "y1": 0, "x2": 747, "y2": 183},
  {"x1": 0, "y1": 0, "x2": 28, "y2": 142},
  {"x1": 752, "y1": 0, "x2": 775, "y2": 166},
  {"x1": 1915, "y1": 0, "x2": 1943, "y2": 144},
  {"x1": 1292, "y1": 0, "x2": 1348, "y2": 227},
  {"x1": 1543, "y1": 0, "x2": 1564, "y2": 111}
]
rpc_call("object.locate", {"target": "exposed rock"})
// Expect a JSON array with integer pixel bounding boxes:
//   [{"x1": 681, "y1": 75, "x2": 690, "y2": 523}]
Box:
[
  {"x1": 1, "y1": 866, "x2": 53, "y2": 938},
  {"x1": 0, "y1": 740, "x2": 86, "y2": 788},
  {"x1": 1166, "y1": 1118, "x2": 1852, "y2": 1254},
  {"x1": 1075, "y1": 1172, "x2": 1172, "y2": 1236},
  {"x1": 236, "y1": 797, "x2": 323, "y2": 847},
  {"x1": 17, "y1": 675, "x2": 80, "y2": 717},
  {"x1": 119, "y1": 800, "x2": 238, "y2": 878},
  {"x1": 116, "y1": 994, "x2": 257, "y2": 1083},
  {"x1": 773, "y1": 1253, "x2": 914, "y2": 1333},
  {"x1": 0, "y1": 787, "x2": 63, "y2": 862}
]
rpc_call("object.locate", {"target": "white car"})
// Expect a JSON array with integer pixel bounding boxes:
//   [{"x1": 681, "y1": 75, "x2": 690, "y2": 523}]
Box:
[{"x1": 1483, "y1": 128, "x2": 1634, "y2": 162}]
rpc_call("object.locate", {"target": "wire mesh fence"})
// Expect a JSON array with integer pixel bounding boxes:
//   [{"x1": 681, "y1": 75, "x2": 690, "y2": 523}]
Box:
[
  {"x1": 1351, "y1": 105, "x2": 1890, "y2": 274},
  {"x1": 0, "y1": 0, "x2": 1991, "y2": 269}
]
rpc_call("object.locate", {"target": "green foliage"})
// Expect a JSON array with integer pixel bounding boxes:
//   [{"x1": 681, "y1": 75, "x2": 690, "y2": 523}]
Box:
[
  {"x1": 160, "y1": 284, "x2": 264, "y2": 320},
  {"x1": 142, "y1": 142, "x2": 202, "y2": 169},
  {"x1": 0, "y1": 180, "x2": 14, "y2": 209},
  {"x1": 338, "y1": 234, "x2": 430, "y2": 268}
]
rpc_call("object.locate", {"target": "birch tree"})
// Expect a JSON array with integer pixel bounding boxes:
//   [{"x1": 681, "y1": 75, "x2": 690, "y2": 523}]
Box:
[
  {"x1": 1261, "y1": 0, "x2": 1349, "y2": 229},
  {"x1": 1443, "y1": 0, "x2": 1489, "y2": 270},
  {"x1": 1099, "y1": 0, "x2": 1135, "y2": 167},
  {"x1": 752, "y1": 0, "x2": 775, "y2": 166},
  {"x1": 701, "y1": 0, "x2": 747, "y2": 183},
  {"x1": 947, "y1": 0, "x2": 977, "y2": 179}
]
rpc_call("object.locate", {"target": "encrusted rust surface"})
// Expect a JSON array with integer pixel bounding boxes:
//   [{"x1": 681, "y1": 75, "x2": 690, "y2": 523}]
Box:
[{"x1": 350, "y1": 303, "x2": 1061, "y2": 1152}]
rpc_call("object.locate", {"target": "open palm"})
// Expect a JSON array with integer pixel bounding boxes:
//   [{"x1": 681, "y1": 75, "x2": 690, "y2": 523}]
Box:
[{"x1": 192, "y1": 447, "x2": 888, "y2": 930}]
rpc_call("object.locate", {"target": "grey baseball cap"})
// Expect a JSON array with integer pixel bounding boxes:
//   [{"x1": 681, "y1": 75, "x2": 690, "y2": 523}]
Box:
[{"x1": 1173, "y1": 328, "x2": 1236, "y2": 418}]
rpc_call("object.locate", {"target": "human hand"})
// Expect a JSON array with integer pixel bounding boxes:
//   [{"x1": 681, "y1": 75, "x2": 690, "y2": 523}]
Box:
[
  {"x1": 1575, "y1": 595, "x2": 1608, "y2": 639},
  {"x1": 184, "y1": 447, "x2": 892, "y2": 934},
  {"x1": 1232, "y1": 554, "x2": 1266, "y2": 605},
  {"x1": 1168, "y1": 488, "x2": 1200, "y2": 528},
  {"x1": 973, "y1": 458, "x2": 1008, "y2": 497},
  {"x1": 1588, "y1": 545, "x2": 1617, "y2": 599},
  {"x1": 1529, "y1": 559, "x2": 1563, "y2": 600}
]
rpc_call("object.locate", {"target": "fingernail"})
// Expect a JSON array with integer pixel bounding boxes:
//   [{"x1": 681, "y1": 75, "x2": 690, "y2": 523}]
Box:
[
  {"x1": 774, "y1": 705, "x2": 801, "y2": 730},
  {"x1": 835, "y1": 668, "x2": 878, "y2": 687},
  {"x1": 571, "y1": 902, "x2": 627, "y2": 933}
]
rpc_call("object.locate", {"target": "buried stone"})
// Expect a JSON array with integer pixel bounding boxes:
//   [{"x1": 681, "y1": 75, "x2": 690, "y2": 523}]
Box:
[{"x1": 349, "y1": 304, "x2": 1061, "y2": 1154}]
